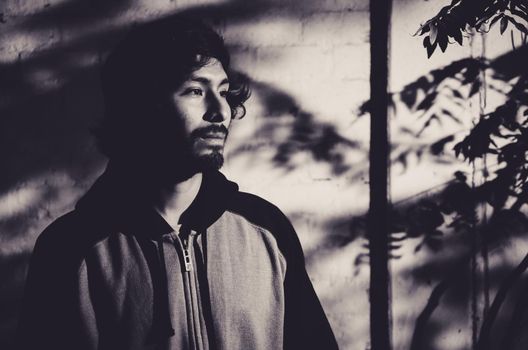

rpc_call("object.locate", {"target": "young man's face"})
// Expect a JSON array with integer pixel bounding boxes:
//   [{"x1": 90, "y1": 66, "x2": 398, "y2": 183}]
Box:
[{"x1": 168, "y1": 57, "x2": 231, "y2": 170}]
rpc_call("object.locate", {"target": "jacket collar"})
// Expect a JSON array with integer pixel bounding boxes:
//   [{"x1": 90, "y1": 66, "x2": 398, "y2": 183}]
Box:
[
  {"x1": 76, "y1": 166, "x2": 239, "y2": 238},
  {"x1": 178, "y1": 170, "x2": 237, "y2": 232}
]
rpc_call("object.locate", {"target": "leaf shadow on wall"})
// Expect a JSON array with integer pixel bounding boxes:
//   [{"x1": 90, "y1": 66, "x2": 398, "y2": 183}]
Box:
[
  {"x1": 0, "y1": 1, "x2": 364, "y2": 348},
  {"x1": 229, "y1": 79, "x2": 364, "y2": 176},
  {"x1": 351, "y1": 44, "x2": 528, "y2": 350}
]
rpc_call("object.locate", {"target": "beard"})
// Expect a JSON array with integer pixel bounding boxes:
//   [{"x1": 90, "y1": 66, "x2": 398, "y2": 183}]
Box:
[
  {"x1": 190, "y1": 124, "x2": 229, "y2": 171},
  {"x1": 107, "y1": 121, "x2": 229, "y2": 191},
  {"x1": 195, "y1": 149, "x2": 224, "y2": 170}
]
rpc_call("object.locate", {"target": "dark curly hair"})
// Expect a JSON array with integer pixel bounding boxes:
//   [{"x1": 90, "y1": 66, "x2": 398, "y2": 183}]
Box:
[{"x1": 94, "y1": 15, "x2": 251, "y2": 161}]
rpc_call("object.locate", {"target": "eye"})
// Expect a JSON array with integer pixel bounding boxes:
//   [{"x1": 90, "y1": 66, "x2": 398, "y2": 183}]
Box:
[
  {"x1": 182, "y1": 87, "x2": 203, "y2": 96},
  {"x1": 219, "y1": 90, "x2": 229, "y2": 98}
]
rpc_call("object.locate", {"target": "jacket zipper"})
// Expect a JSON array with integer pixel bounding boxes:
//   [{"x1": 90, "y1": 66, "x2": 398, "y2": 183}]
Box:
[
  {"x1": 173, "y1": 229, "x2": 202, "y2": 350},
  {"x1": 182, "y1": 232, "x2": 193, "y2": 272}
]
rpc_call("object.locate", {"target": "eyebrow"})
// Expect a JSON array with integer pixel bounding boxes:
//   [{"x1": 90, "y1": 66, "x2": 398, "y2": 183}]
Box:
[{"x1": 189, "y1": 77, "x2": 229, "y2": 88}]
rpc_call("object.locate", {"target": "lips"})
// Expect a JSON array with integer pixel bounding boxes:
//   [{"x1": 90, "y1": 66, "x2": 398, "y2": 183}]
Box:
[
  {"x1": 192, "y1": 125, "x2": 228, "y2": 138},
  {"x1": 197, "y1": 133, "x2": 227, "y2": 147},
  {"x1": 191, "y1": 126, "x2": 229, "y2": 148},
  {"x1": 200, "y1": 132, "x2": 226, "y2": 140}
]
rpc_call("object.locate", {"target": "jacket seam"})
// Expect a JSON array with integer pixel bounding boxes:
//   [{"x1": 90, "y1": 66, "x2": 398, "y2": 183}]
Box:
[
  {"x1": 224, "y1": 209, "x2": 287, "y2": 265},
  {"x1": 75, "y1": 233, "x2": 113, "y2": 275}
]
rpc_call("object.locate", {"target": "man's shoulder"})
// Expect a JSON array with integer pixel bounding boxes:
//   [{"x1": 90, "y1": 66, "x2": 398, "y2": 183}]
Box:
[
  {"x1": 226, "y1": 190, "x2": 305, "y2": 262},
  {"x1": 228, "y1": 191, "x2": 289, "y2": 228},
  {"x1": 36, "y1": 211, "x2": 83, "y2": 245},
  {"x1": 34, "y1": 209, "x2": 114, "y2": 260}
]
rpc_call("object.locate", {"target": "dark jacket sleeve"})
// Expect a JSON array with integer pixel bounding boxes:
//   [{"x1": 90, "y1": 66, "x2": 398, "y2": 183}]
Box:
[
  {"x1": 278, "y1": 212, "x2": 339, "y2": 350},
  {"x1": 15, "y1": 214, "x2": 98, "y2": 350}
]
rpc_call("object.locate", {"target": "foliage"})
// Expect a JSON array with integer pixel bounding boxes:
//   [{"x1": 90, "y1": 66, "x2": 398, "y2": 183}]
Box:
[
  {"x1": 402, "y1": 1, "x2": 528, "y2": 347},
  {"x1": 415, "y1": 0, "x2": 528, "y2": 57},
  {"x1": 354, "y1": 15, "x2": 528, "y2": 270},
  {"x1": 455, "y1": 74, "x2": 528, "y2": 211},
  {"x1": 407, "y1": 0, "x2": 528, "y2": 249},
  {"x1": 358, "y1": 57, "x2": 512, "y2": 172},
  {"x1": 376, "y1": 51, "x2": 528, "y2": 257},
  {"x1": 359, "y1": 58, "x2": 485, "y2": 121}
]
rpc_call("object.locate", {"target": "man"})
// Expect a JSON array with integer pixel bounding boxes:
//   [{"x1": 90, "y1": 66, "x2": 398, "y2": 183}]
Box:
[{"x1": 16, "y1": 16, "x2": 338, "y2": 350}]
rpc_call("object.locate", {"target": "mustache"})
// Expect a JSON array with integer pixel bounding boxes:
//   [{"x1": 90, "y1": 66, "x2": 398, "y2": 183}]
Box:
[{"x1": 190, "y1": 125, "x2": 229, "y2": 139}]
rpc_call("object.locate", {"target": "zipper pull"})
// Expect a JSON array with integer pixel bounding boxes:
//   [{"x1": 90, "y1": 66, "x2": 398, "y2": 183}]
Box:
[
  {"x1": 181, "y1": 230, "x2": 195, "y2": 272},
  {"x1": 182, "y1": 244, "x2": 193, "y2": 272}
]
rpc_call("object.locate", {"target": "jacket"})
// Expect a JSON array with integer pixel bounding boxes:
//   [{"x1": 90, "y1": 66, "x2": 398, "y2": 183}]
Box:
[{"x1": 16, "y1": 169, "x2": 338, "y2": 350}]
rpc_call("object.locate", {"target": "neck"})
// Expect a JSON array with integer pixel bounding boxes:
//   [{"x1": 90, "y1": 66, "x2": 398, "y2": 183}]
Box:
[{"x1": 155, "y1": 172, "x2": 203, "y2": 229}]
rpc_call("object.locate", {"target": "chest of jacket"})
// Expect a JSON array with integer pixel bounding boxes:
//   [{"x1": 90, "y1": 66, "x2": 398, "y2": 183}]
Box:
[{"x1": 83, "y1": 211, "x2": 287, "y2": 350}]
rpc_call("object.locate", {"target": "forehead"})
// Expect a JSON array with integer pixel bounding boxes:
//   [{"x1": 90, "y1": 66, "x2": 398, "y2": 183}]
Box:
[{"x1": 188, "y1": 58, "x2": 228, "y2": 84}]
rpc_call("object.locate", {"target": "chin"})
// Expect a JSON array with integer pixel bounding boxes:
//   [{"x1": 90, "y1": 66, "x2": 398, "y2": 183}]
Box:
[{"x1": 196, "y1": 151, "x2": 224, "y2": 171}]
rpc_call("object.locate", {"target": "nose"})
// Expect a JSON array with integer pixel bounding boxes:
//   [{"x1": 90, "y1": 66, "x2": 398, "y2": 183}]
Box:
[{"x1": 203, "y1": 91, "x2": 230, "y2": 124}]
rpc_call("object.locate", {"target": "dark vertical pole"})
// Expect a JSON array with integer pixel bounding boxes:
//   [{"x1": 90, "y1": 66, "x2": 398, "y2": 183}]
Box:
[{"x1": 368, "y1": 0, "x2": 392, "y2": 349}]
